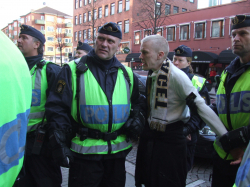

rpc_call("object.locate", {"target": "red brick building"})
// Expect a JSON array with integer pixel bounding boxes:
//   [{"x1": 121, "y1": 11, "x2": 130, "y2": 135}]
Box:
[
  {"x1": 73, "y1": 0, "x2": 197, "y2": 62},
  {"x1": 129, "y1": 0, "x2": 249, "y2": 77}
]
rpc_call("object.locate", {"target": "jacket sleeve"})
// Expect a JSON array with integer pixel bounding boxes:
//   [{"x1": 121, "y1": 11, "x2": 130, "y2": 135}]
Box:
[
  {"x1": 46, "y1": 63, "x2": 61, "y2": 96},
  {"x1": 45, "y1": 64, "x2": 73, "y2": 132},
  {"x1": 130, "y1": 73, "x2": 147, "y2": 117}
]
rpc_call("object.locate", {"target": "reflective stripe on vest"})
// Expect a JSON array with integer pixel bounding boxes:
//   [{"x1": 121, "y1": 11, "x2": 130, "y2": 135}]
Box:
[
  {"x1": 68, "y1": 61, "x2": 133, "y2": 154},
  {"x1": 234, "y1": 142, "x2": 250, "y2": 187},
  {"x1": 191, "y1": 75, "x2": 206, "y2": 92},
  {"x1": 214, "y1": 68, "x2": 250, "y2": 160},
  {"x1": 27, "y1": 61, "x2": 49, "y2": 132}
]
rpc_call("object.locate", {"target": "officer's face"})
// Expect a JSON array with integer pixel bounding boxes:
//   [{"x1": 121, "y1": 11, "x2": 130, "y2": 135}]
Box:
[
  {"x1": 173, "y1": 56, "x2": 190, "y2": 69},
  {"x1": 75, "y1": 49, "x2": 88, "y2": 59},
  {"x1": 17, "y1": 34, "x2": 39, "y2": 57},
  {"x1": 139, "y1": 40, "x2": 162, "y2": 71},
  {"x1": 95, "y1": 33, "x2": 121, "y2": 60},
  {"x1": 231, "y1": 26, "x2": 250, "y2": 61}
]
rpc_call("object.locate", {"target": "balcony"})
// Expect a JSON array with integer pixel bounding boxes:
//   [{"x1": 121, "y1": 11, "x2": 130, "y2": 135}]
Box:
[
  {"x1": 64, "y1": 43, "x2": 73, "y2": 47},
  {"x1": 64, "y1": 33, "x2": 73, "y2": 37},
  {"x1": 65, "y1": 23, "x2": 73, "y2": 28},
  {"x1": 35, "y1": 19, "x2": 45, "y2": 24},
  {"x1": 40, "y1": 30, "x2": 45, "y2": 34}
]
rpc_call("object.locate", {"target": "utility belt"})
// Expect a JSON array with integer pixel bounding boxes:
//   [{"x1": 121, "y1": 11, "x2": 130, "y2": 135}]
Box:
[{"x1": 77, "y1": 127, "x2": 124, "y2": 141}]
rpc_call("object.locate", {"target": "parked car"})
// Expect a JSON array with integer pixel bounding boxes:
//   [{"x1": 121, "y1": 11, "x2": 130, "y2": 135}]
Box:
[{"x1": 134, "y1": 71, "x2": 216, "y2": 158}]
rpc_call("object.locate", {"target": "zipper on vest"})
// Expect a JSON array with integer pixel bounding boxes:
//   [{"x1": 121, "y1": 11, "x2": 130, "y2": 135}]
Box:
[{"x1": 108, "y1": 99, "x2": 112, "y2": 154}]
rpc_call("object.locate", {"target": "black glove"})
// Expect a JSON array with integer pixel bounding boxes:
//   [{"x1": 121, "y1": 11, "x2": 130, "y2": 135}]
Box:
[
  {"x1": 49, "y1": 130, "x2": 74, "y2": 168},
  {"x1": 186, "y1": 92, "x2": 198, "y2": 115},
  {"x1": 219, "y1": 126, "x2": 250, "y2": 153},
  {"x1": 183, "y1": 126, "x2": 192, "y2": 137},
  {"x1": 123, "y1": 109, "x2": 145, "y2": 141}
]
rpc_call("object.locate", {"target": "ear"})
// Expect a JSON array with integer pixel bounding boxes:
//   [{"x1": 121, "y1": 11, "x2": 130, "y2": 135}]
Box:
[
  {"x1": 116, "y1": 43, "x2": 122, "y2": 52},
  {"x1": 33, "y1": 40, "x2": 40, "y2": 49},
  {"x1": 157, "y1": 51, "x2": 164, "y2": 60}
]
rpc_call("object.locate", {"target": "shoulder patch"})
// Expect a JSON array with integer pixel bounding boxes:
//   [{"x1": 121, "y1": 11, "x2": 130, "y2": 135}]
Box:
[{"x1": 55, "y1": 80, "x2": 66, "y2": 94}]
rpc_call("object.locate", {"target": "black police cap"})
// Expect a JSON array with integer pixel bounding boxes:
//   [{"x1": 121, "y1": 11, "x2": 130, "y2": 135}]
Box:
[
  {"x1": 231, "y1": 15, "x2": 250, "y2": 30},
  {"x1": 20, "y1": 25, "x2": 45, "y2": 45},
  {"x1": 76, "y1": 41, "x2": 93, "y2": 52},
  {"x1": 98, "y1": 22, "x2": 122, "y2": 39},
  {"x1": 174, "y1": 45, "x2": 192, "y2": 57}
]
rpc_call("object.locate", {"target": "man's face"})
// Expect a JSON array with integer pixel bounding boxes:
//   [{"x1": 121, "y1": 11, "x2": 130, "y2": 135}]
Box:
[
  {"x1": 231, "y1": 27, "x2": 250, "y2": 58},
  {"x1": 95, "y1": 33, "x2": 121, "y2": 60},
  {"x1": 17, "y1": 34, "x2": 39, "y2": 57},
  {"x1": 173, "y1": 56, "x2": 190, "y2": 69},
  {"x1": 139, "y1": 41, "x2": 160, "y2": 71},
  {"x1": 75, "y1": 49, "x2": 88, "y2": 59}
]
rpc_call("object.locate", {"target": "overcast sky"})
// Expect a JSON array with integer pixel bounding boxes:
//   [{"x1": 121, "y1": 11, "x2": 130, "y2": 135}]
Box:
[{"x1": 0, "y1": 0, "x2": 232, "y2": 30}]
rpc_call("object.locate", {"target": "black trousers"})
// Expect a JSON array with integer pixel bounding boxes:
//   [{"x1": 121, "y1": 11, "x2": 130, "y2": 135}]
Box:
[
  {"x1": 212, "y1": 152, "x2": 240, "y2": 187},
  {"x1": 68, "y1": 157, "x2": 126, "y2": 187},
  {"x1": 13, "y1": 155, "x2": 62, "y2": 187}
]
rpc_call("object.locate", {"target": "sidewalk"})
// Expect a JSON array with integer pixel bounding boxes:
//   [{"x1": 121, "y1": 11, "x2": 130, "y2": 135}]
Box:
[{"x1": 61, "y1": 142, "x2": 213, "y2": 187}]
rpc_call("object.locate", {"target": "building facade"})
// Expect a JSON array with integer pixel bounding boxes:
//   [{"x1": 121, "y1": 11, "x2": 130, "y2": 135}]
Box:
[
  {"x1": 1, "y1": 6, "x2": 73, "y2": 65},
  {"x1": 73, "y1": 0, "x2": 197, "y2": 62}
]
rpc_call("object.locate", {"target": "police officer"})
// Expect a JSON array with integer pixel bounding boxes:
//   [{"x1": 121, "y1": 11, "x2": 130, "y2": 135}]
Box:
[
  {"x1": 14, "y1": 25, "x2": 62, "y2": 187},
  {"x1": 212, "y1": 15, "x2": 250, "y2": 187},
  {"x1": 74, "y1": 41, "x2": 93, "y2": 59},
  {"x1": 0, "y1": 31, "x2": 31, "y2": 187},
  {"x1": 173, "y1": 45, "x2": 210, "y2": 171},
  {"x1": 45, "y1": 22, "x2": 145, "y2": 187}
]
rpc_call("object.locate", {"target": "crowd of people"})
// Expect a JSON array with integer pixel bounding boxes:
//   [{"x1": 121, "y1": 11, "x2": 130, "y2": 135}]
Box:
[{"x1": 1, "y1": 14, "x2": 250, "y2": 187}]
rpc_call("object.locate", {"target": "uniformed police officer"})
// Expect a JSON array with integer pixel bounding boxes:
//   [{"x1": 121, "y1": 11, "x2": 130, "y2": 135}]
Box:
[
  {"x1": 212, "y1": 14, "x2": 250, "y2": 187},
  {"x1": 173, "y1": 45, "x2": 210, "y2": 172},
  {"x1": 14, "y1": 25, "x2": 62, "y2": 187},
  {"x1": 45, "y1": 22, "x2": 145, "y2": 187},
  {"x1": 74, "y1": 41, "x2": 93, "y2": 59},
  {"x1": 0, "y1": 31, "x2": 31, "y2": 187}
]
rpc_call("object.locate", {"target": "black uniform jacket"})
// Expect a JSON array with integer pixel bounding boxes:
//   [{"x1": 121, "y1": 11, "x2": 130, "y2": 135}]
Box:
[{"x1": 45, "y1": 50, "x2": 146, "y2": 160}]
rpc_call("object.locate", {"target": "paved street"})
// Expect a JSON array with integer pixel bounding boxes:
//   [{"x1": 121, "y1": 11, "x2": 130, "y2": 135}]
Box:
[{"x1": 61, "y1": 142, "x2": 213, "y2": 187}]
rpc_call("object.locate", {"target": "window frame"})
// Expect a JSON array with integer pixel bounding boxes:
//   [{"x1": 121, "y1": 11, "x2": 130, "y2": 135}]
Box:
[
  {"x1": 144, "y1": 29, "x2": 152, "y2": 37},
  {"x1": 179, "y1": 23, "x2": 190, "y2": 40},
  {"x1": 134, "y1": 30, "x2": 141, "y2": 44},
  {"x1": 194, "y1": 21, "x2": 206, "y2": 39},
  {"x1": 111, "y1": 3, "x2": 115, "y2": 15},
  {"x1": 210, "y1": 18, "x2": 225, "y2": 38},
  {"x1": 166, "y1": 25, "x2": 176, "y2": 41},
  {"x1": 173, "y1": 6, "x2": 179, "y2": 14},
  {"x1": 105, "y1": 5, "x2": 109, "y2": 17},
  {"x1": 98, "y1": 7, "x2": 102, "y2": 18},
  {"x1": 124, "y1": 20, "x2": 129, "y2": 33},
  {"x1": 47, "y1": 47, "x2": 54, "y2": 52},
  {"x1": 118, "y1": 1, "x2": 123, "y2": 13},
  {"x1": 125, "y1": 0, "x2": 130, "y2": 11}
]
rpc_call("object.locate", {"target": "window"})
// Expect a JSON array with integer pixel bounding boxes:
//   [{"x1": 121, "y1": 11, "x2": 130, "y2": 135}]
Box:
[
  {"x1": 88, "y1": 11, "x2": 91, "y2": 22},
  {"x1": 26, "y1": 17, "x2": 27, "y2": 22},
  {"x1": 79, "y1": 31, "x2": 82, "y2": 40},
  {"x1": 94, "y1": 9, "x2": 97, "y2": 20},
  {"x1": 28, "y1": 16, "x2": 30, "y2": 21},
  {"x1": 125, "y1": 0, "x2": 130, "y2": 11},
  {"x1": 190, "y1": 0, "x2": 194, "y2": 3},
  {"x1": 75, "y1": 0, "x2": 78, "y2": 9},
  {"x1": 21, "y1": 18, "x2": 24, "y2": 23},
  {"x1": 144, "y1": 29, "x2": 151, "y2": 37},
  {"x1": 195, "y1": 22, "x2": 206, "y2": 39},
  {"x1": 75, "y1": 32, "x2": 77, "y2": 41},
  {"x1": 47, "y1": 16, "x2": 54, "y2": 22},
  {"x1": 124, "y1": 20, "x2": 129, "y2": 33},
  {"x1": 94, "y1": 28, "x2": 97, "y2": 39},
  {"x1": 111, "y1": 3, "x2": 115, "y2": 15},
  {"x1": 41, "y1": 16, "x2": 44, "y2": 20},
  {"x1": 89, "y1": 0, "x2": 91, "y2": 4},
  {"x1": 98, "y1": 7, "x2": 102, "y2": 18},
  {"x1": 75, "y1": 16, "x2": 78, "y2": 25},
  {"x1": 65, "y1": 29, "x2": 72, "y2": 33},
  {"x1": 84, "y1": 0, "x2": 87, "y2": 5},
  {"x1": 166, "y1": 26, "x2": 175, "y2": 41},
  {"x1": 156, "y1": 28, "x2": 163, "y2": 36},
  {"x1": 14, "y1": 22, "x2": 17, "y2": 27},
  {"x1": 134, "y1": 31, "x2": 141, "y2": 44},
  {"x1": 41, "y1": 26, "x2": 44, "y2": 31},
  {"x1": 88, "y1": 29, "x2": 91, "y2": 39},
  {"x1": 57, "y1": 28, "x2": 62, "y2": 33},
  {"x1": 180, "y1": 24, "x2": 190, "y2": 40},
  {"x1": 165, "y1": 4, "x2": 171, "y2": 15},
  {"x1": 65, "y1": 48, "x2": 72, "y2": 52},
  {"x1": 57, "y1": 47, "x2": 61, "y2": 52},
  {"x1": 105, "y1": 5, "x2": 108, "y2": 17},
  {"x1": 14, "y1": 31, "x2": 17, "y2": 35},
  {"x1": 84, "y1": 13, "x2": 87, "y2": 22},
  {"x1": 65, "y1": 38, "x2": 72, "y2": 43},
  {"x1": 47, "y1": 47, "x2": 53, "y2": 51},
  {"x1": 83, "y1": 30, "x2": 87, "y2": 39},
  {"x1": 79, "y1": 0, "x2": 82, "y2": 7},
  {"x1": 47, "y1": 26, "x2": 54, "y2": 32},
  {"x1": 79, "y1": 15, "x2": 82, "y2": 24},
  {"x1": 57, "y1": 38, "x2": 62, "y2": 42},
  {"x1": 173, "y1": 6, "x2": 179, "y2": 14},
  {"x1": 183, "y1": 0, "x2": 187, "y2": 1},
  {"x1": 57, "y1": 18, "x2": 62, "y2": 23},
  {"x1": 118, "y1": 1, "x2": 122, "y2": 13},
  {"x1": 211, "y1": 19, "x2": 224, "y2": 37},
  {"x1": 155, "y1": 2, "x2": 161, "y2": 16},
  {"x1": 118, "y1": 22, "x2": 122, "y2": 33},
  {"x1": 118, "y1": 42, "x2": 129, "y2": 54},
  {"x1": 182, "y1": 8, "x2": 187, "y2": 12}
]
